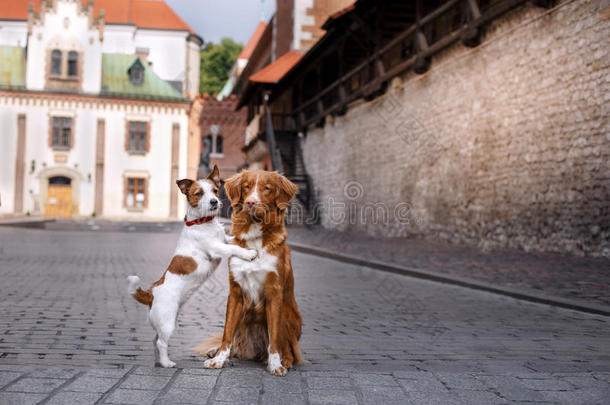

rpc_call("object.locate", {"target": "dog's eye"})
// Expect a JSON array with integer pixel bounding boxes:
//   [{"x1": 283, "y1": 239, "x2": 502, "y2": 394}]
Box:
[
  {"x1": 243, "y1": 184, "x2": 250, "y2": 190},
  {"x1": 195, "y1": 191, "x2": 203, "y2": 197},
  {"x1": 264, "y1": 185, "x2": 271, "y2": 191},
  {"x1": 213, "y1": 188, "x2": 218, "y2": 194}
]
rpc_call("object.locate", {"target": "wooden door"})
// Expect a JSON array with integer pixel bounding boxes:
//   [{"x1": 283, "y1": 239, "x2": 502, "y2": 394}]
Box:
[{"x1": 45, "y1": 185, "x2": 72, "y2": 218}]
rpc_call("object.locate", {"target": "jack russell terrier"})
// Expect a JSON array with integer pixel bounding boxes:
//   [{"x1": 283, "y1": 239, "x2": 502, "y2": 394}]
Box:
[{"x1": 126, "y1": 165, "x2": 257, "y2": 368}]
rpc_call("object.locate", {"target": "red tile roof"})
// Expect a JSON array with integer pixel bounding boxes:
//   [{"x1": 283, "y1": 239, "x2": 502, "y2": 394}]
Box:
[
  {"x1": 239, "y1": 21, "x2": 267, "y2": 60},
  {"x1": 249, "y1": 50, "x2": 304, "y2": 84},
  {"x1": 0, "y1": 0, "x2": 194, "y2": 33}
]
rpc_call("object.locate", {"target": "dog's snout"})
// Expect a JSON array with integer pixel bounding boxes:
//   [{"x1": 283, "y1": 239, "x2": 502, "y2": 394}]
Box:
[
  {"x1": 245, "y1": 197, "x2": 257, "y2": 209},
  {"x1": 210, "y1": 198, "x2": 218, "y2": 208}
]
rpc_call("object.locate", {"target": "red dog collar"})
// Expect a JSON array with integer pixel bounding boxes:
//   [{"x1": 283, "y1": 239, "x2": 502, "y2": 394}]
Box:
[{"x1": 184, "y1": 215, "x2": 215, "y2": 226}]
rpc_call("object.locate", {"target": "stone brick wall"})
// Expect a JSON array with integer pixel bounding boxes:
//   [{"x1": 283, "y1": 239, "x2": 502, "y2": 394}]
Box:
[
  {"x1": 301, "y1": 0, "x2": 610, "y2": 257},
  {"x1": 298, "y1": 0, "x2": 355, "y2": 50},
  {"x1": 199, "y1": 94, "x2": 247, "y2": 179}
]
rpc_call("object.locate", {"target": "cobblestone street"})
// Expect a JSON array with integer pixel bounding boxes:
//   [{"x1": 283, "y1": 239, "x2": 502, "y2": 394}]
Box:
[{"x1": 0, "y1": 227, "x2": 609, "y2": 404}]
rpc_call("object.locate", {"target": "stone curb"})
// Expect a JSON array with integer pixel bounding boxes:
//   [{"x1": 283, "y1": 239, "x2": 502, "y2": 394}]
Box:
[
  {"x1": 0, "y1": 217, "x2": 54, "y2": 228},
  {"x1": 288, "y1": 241, "x2": 610, "y2": 317}
]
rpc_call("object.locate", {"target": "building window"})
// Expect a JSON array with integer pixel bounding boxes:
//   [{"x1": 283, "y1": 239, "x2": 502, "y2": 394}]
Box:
[
  {"x1": 202, "y1": 133, "x2": 223, "y2": 156},
  {"x1": 67, "y1": 51, "x2": 78, "y2": 77},
  {"x1": 128, "y1": 121, "x2": 148, "y2": 153},
  {"x1": 51, "y1": 50, "x2": 62, "y2": 76},
  {"x1": 216, "y1": 135, "x2": 223, "y2": 154},
  {"x1": 51, "y1": 117, "x2": 72, "y2": 148},
  {"x1": 125, "y1": 177, "x2": 147, "y2": 209},
  {"x1": 128, "y1": 59, "x2": 145, "y2": 85}
]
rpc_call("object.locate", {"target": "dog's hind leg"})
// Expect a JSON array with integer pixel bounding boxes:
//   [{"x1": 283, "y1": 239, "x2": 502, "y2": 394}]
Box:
[
  {"x1": 150, "y1": 305, "x2": 178, "y2": 368},
  {"x1": 153, "y1": 334, "x2": 160, "y2": 366}
]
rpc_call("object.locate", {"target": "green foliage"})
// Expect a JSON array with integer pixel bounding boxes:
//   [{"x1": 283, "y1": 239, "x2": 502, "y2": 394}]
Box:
[{"x1": 199, "y1": 38, "x2": 243, "y2": 95}]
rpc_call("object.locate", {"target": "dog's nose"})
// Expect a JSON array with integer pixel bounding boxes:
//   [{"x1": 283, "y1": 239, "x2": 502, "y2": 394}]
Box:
[
  {"x1": 210, "y1": 199, "x2": 218, "y2": 208},
  {"x1": 245, "y1": 197, "x2": 256, "y2": 209}
]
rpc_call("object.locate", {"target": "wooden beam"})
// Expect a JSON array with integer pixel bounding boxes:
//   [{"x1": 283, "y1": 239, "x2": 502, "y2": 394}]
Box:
[
  {"x1": 292, "y1": 0, "x2": 529, "y2": 130},
  {"x1": 414, "y1": 0, "x2": 430, "y2": 74},
  {"x1": 462, "y1": 0, "x2": 482, "y2": 47}
]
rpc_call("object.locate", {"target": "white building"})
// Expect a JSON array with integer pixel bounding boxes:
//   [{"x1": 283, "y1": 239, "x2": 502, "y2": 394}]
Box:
[{"x1": 0, "y1": 0, "x2": 202, "y2": 220}]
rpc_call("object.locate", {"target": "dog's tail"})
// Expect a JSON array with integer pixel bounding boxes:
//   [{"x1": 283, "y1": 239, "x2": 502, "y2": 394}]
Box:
[
  {"x1": 194, "y1": 333, "x2": 223, "y2": 357},
  {"x1": 127, "y1": 275, "x2": 153, "y2": 307}
]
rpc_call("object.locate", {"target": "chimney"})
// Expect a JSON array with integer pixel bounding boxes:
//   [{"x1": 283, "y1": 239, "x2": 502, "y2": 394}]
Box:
[{"x1": 136, "y1": 47, "x2": 149, "y2": 64}]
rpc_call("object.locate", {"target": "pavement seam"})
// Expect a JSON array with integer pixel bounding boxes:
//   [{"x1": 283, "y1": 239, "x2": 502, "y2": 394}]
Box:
[
  {"x1": 37, "y1": 370, "x2": 85, "y2": 404},
  {"x1": 205, "y1": 368, "x2": 224, "y2": 405},
  {"x1": 152, "y1": 367, "x2": 182, "y2": 404},
  {"x1": 93, "y1": 365, "x2": 136, "y2": 405},
  {"x1": 0, "y1": 369, "x2": 30, "y2": 392},
  {"x1": 288, "y1": 241, "x2": 610, "y2": 317}
]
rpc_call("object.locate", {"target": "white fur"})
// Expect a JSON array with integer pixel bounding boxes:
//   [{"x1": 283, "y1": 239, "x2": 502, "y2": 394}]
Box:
[
  {"x1": 249, "y1": 174, "x2": 261, "y2": 203},
  {"x1": 127, "y1": 275, "x2": 140, "y2": 295},
  {"x1": 229, "y1": 224, "x2": 278, "y2": 304},
  {"x1": 267, "y1": 345, "x2": 285, "y2": 375},
  {"x1": 203, "y1": 346, "x2": 231, "y2": 369},
  {"x1": 127, "y1": 179, "x2": 257, "y2": 368}
]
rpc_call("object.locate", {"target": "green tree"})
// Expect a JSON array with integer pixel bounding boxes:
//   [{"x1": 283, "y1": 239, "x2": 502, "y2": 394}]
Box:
[{"x1": 199, "y1": 38, "x2": 243, "y2": 95}]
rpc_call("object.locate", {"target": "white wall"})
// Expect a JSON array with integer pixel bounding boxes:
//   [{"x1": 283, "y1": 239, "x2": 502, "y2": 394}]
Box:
[
  {"x1": 25, "y1": 0, "x2": 103, "y2": 92},
  {"x1": 0, "y1": 97, "x2": 19, "y2": 214},
  {"x1": 101, "y1": 25, "x2": 137, "y2": 54},
  {"x1": 102, "y1": 107, "x2": 188, "y2": 219},
  {"x1": 134, "y1": 29, "x2": 188, "y2": 84},
  {"x1": 0, "y1": 95, "x2": 188, "y2": 219},
  {"x1": 0, "y1": 21, "x2": 28, "y2": 47}
]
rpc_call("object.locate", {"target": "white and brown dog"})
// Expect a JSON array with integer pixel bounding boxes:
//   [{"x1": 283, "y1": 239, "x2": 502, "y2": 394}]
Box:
[
  {"x1": 126, "y1": 165, "x2": 257, "y2": 368},
  {"x1": 196, "y1": 170, "x2": 304, "y2": 376}
]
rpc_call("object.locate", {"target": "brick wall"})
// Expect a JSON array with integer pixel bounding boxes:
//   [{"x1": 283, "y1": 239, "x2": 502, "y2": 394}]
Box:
[
  {"x1": 301, "y1": 0, "x2": 610, "y2": 257},
  {"x1": 200, "y1": 94, "x2": 247, "y2": 179},
  {"x1": 299, "y1": 0, "x2": 355, "y2": 50}
]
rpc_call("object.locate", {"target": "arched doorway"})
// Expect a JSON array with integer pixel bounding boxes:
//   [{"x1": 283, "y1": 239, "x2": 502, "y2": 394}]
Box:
[{"x1": 45, "y1": 176, "x2": 73, "y2": 218}]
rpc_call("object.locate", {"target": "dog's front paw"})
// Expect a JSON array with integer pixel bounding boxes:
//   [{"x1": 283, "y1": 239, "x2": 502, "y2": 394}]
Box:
[
  {"x1": 269, "y1": 365, "x2": 287, "y2": 377},
  {"x1": 243, "y1": 249, "x2": 258, "y2": 261},
  {"x1": 204, "y1": 358, "x2": 225, "y2": 369}
]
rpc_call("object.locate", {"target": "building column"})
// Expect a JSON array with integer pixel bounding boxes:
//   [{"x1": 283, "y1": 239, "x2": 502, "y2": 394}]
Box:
[
  {"x1": 95, "y1": 119, "x2": 105, "y2": 216},
  {"x1": 169, "y1": 123, "x2": 180, "y2": 218},
  {"x1": 14, "y1": 114, "x2": 26, "y2": 213}
]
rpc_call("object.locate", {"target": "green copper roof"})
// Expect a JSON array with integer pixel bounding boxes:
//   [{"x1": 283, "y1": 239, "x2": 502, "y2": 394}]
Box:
[
  {"x1": 0, "y1": 46, "x2": 26, "y2": 89},
  {"x1": 101, "y1": 54, "x2": 186, "y2": 101}
]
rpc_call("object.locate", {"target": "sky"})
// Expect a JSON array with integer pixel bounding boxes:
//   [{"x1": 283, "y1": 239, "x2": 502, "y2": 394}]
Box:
[{"x1": 165, "y1": 0, "x2": 277, "y2": 46}]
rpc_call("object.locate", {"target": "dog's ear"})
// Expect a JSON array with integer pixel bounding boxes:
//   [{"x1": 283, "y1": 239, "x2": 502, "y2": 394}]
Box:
[
  {"x1": 275, "y1": 173, "x2": 297, "y2": 210},
  {"x1": 176, "y1": 179, "x2": 194, "y2": 195},
  {"x1": 207, "y1": 165, "x2": 220, "y2": 188},
  {"x1": 223, "y1": 171, "x2": 243, "y2": 206}
]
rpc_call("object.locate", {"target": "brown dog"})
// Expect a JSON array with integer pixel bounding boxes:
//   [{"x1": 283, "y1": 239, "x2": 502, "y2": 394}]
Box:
[{"x1": 196, "y1": 170, "x2": 304, "y2": 376}]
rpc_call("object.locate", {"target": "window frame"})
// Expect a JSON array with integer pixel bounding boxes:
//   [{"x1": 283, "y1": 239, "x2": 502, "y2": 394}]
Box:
[
  {"x1": 50, "y1": 49, "x2": 62, "y2": 76},
  {"x1": 124, "y1": 177, "x2": 148, "y2": 210},
  {"x1": 67, "y1": 51, "x2": 78, "y2": 77},
  {"x1": 50, "y1": 116, "x2": 73, "y2": 150},
  {"x1": 128, "y1": 121, "x2": 148, "y2": 154},
  {"x1": 202, "y1": 133, "x2": 224, "y2": 157}
]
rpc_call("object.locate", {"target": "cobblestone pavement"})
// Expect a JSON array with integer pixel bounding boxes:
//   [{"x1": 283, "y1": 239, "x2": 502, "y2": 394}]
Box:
[
  {"x1": 288, "y1": 225, "x2": 610, "y2": 308},
  {"x1": 0, "y1": 227, "x2": 609, "y2": 404}
]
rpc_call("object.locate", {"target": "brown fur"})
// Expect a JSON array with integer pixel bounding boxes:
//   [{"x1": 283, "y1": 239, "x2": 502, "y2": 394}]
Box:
[
  {"x1": 167, "y1": 255, "x2": 198, "y2": 275},
  {"x1": 176, "y1": 165, "x2": 221, "y2": 208},
  {"x1": 197, "y1": 170, "x2": 304, "y2": 371},
  {"x1": 132, "y1": 271, "x2": 166, "y2": 308}
]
